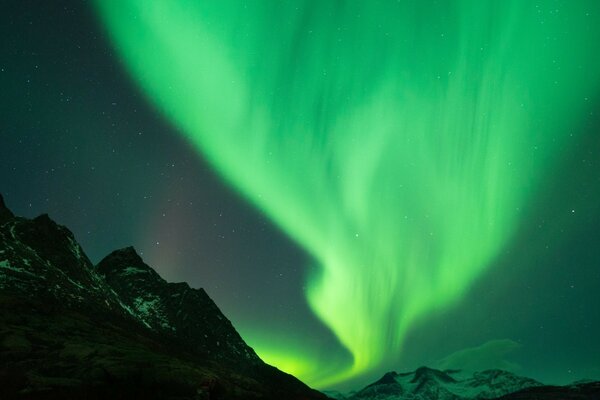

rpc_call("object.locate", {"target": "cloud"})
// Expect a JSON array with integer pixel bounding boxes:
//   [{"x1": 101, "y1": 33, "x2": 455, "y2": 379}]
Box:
[{"x1": 434, "y1": 339, "x2": 522, "y2": 373}]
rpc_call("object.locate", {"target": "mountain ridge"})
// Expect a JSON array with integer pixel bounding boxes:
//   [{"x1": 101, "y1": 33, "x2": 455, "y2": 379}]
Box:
[
  {"x1": 0, "y1": 194, "x2": 326, "y2": 399},
  {"x1": 97, "y1": 245, "x2": 261, "y2": 365},
  {"x1": 1, "y1": 194, "x2": 599, "y2": 399},
  {"x1": 327, "y1": 367, "x2": 600, "y2": 400}
]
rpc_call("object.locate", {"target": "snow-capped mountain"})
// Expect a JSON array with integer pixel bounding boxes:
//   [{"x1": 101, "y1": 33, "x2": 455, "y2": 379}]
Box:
[
  {"x1": 348, "y1": 367, "x2": 541, "y2": 400},
  {"x1": 0, "y1": 194, "x2": 325, "y2": 399},
  {"x1": 341, "y1": 367, "x2": 600, "y2": 400}
]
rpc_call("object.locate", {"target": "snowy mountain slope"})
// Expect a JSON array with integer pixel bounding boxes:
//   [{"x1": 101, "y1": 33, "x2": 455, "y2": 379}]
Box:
[{"x1": 345, "y1": 366, "x2": 600, "y2": 400}]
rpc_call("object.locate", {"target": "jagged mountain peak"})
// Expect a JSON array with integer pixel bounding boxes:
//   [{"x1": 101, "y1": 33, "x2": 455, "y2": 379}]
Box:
[
  {"x1": 368, "y1": 371, "x2": 399, "y2": 387},
  {"x1": 97, "y1": 246, "x2": 159, "y2": 278},
  {"x1": 100, "y1": 245, "x2": 145, "y2": 266},
  {"x1": 350, "y1": 366, "x2": 543, "y2": 400},
  {"x1": 33, "y1": 212, "x2": 54, "y2": 225},
  {"x1": 95, "y1": 245, "x2": 262, "y2": 364},
  {"x1": 7, "y1": 210, "x2": 94, "y2": 277},
  {"x1": 412, "y1": 366, "x2": 457, "y2": 384},
  {"x1": 28, "y1": 213, "x2": 78, "y2": 243},
  {"x1": 109, "y1": 245, "x2": 142, "y2": 260},
  {"x1": 0, "y1": 193, "x2": 15, "y2": 225}
]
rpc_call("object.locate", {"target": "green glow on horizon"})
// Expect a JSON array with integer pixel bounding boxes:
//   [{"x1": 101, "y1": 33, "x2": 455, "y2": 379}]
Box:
[
  {"x1": 241, "y1": 329, "x2": 352, "y2": 388},
  {"x1": 94, "y1": 1, "x2": 600, "y2": 388}
]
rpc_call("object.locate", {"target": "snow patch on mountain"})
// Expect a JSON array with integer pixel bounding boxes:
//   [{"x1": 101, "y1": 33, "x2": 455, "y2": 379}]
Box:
[
  {"x1": 347, "y1": 368, "x2": 542, "y2": 400},
  {"x1": 132, "y1": 295, "x2": 174, "y2": 331},
  {"x1": 0, "y1": 259, "x2": 35, "y2": 277}
]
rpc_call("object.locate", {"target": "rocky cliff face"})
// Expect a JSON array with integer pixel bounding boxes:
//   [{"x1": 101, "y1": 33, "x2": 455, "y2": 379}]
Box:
[
  {"x1": 0, "y1": 205, "x2": 130, "y2": 321},
  {"x1": 0, "y1": 195, "x2": 326, "y2": 400},
  {"x1": 97, "y1": 246, "x2": 260, "y2": 365}
]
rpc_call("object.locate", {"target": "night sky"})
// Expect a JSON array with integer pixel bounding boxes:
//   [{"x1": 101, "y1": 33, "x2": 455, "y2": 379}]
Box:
[{"x1": 2, "y1": 0, "x2": 600, "y2": 391}]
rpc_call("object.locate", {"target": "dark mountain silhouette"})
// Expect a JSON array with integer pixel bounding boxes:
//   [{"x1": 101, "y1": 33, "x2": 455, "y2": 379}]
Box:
[
  {"x1": 97, "y1": 246, "x2": 260, "y2": 365},
  {"x1": 0, "y1": 194, "x2": 326, "y2": 399}
]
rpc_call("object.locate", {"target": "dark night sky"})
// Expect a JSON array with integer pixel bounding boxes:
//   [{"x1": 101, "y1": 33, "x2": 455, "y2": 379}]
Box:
[{"x1": 1, "y1": 0, "x2": 600, "y2": 390}]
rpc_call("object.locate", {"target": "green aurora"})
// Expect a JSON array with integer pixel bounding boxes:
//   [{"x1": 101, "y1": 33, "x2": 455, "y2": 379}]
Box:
[{"x1": 94, "y1": 1, "x2": 600, "y2": 388}]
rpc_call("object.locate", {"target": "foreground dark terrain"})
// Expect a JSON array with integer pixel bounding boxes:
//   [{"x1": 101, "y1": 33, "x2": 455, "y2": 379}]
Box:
[{"x1": 0, "y1": 194, "x2": 325, "y2": 399}]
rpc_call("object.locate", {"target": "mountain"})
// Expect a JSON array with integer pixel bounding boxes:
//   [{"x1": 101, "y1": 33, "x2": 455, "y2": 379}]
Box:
[
  {"x1": 341, "y1": 367, "x2": 600, "y2": 400},
  {"x1": 0, "y1": 194, "x2": 327, "y2": 399},
  {"x1": 96, "y1": 246, "x2": 260, "y2": 365},
  {"x1": 345, "y1": 367, "x2": 539, "y2": 400}
]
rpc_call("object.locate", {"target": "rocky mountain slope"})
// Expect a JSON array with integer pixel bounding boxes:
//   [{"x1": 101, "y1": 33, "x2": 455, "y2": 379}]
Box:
[
  {"x1": 97, "y1": 247, "x2": 260, "y2": 365},
  {"x1": 0, "y1": 194, "x2": 326, "y2": 399},
  {"x1": 494, "y1": 380, "x2": 600, "y2": 400}
]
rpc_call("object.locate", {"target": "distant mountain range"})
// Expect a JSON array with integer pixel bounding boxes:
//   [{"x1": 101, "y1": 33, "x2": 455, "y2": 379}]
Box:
[
  {"x1": 1, "y1": 194, "x2": 599, "y2": 400},
  {"x1": 0, "y1": 194, "x2": 325, "y2": 399},
  {"x1": 326, "y1": 367, "x2": 600, "y2": 400}
]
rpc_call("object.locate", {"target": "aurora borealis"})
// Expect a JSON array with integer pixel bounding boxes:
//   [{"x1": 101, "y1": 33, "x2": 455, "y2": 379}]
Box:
[
  {"x1": 91, "y1": 0, "x2": 600, "y2": 387},
  {"x1": 2, "y1": 0, "x2": 600, "y2": 391}
]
